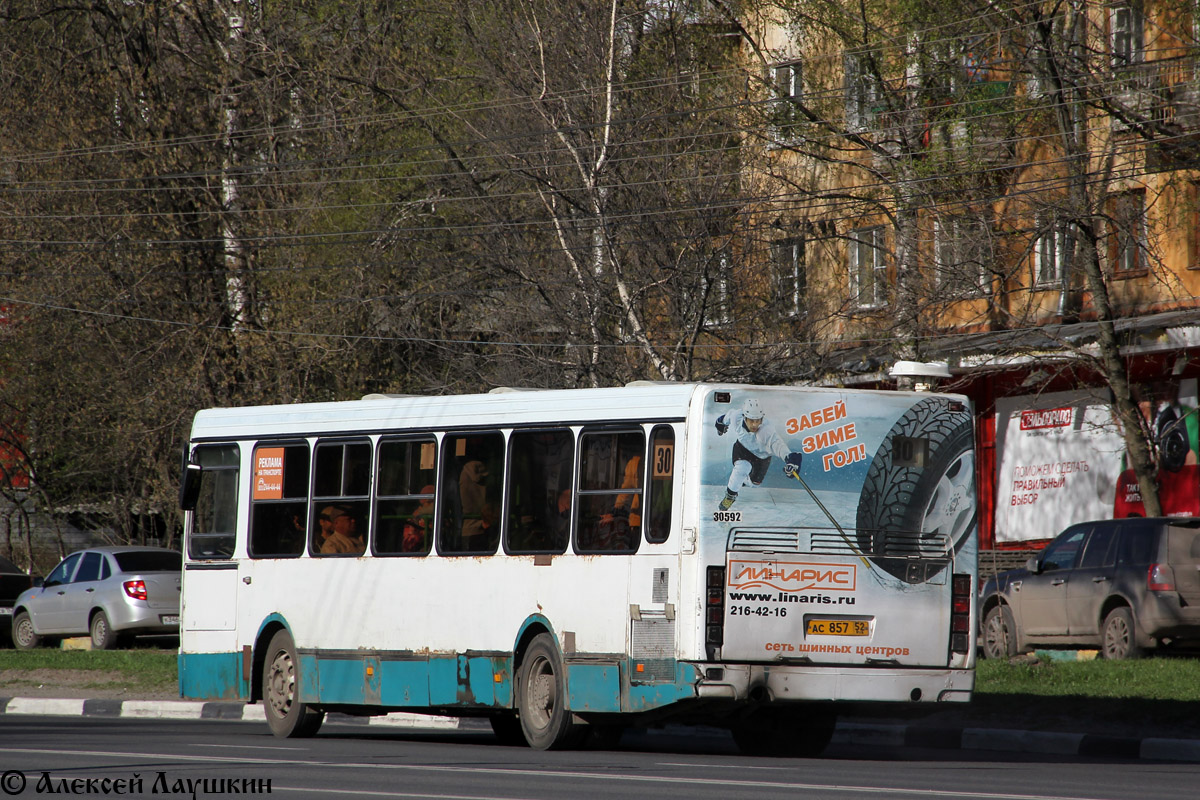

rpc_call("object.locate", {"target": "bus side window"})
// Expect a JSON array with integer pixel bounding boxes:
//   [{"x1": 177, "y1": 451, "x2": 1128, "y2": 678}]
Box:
[
  {"x1": 645, "y1": 426, "x2": 675, "y2": 544},
  {"x1": 438, "y1": 432, "x2": 504, "y2": 555},
  {"x1": 576, "y1": 430, "x2": 644, "y2": 554},
  {"x1": 505, "y1": 429, "x2": 573, "y2": 555},
  {"x1": 188, "y1": 444, "x2": 239, "y2": 560},
  {"x1": 311, "y1": 441, "x2": 371, "y2": 556},
  {"x1": 374, "y1": 438, "x2": 437, "y2": 556},
  {"x1": 249, "y1": 443, "x2": 309, "y2": 558}
]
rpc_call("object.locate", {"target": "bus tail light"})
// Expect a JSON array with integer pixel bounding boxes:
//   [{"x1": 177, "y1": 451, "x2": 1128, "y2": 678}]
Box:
[
  {"x1": 124, "y1": 579, "x2": 148, "y2": 601},
  {"x1": 706, "y1": 565, "x2": 725, "y2": 655},
  {"x1": 950, "y1": 573, "x2": 971, "y2": 654},
  {"x1": 1148, "y1": 563, "x2": 1175, "y2": 592}
]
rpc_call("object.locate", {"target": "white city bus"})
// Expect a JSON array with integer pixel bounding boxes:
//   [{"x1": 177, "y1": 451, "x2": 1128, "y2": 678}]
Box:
[{"x1": 178, "y1": 382, "x2": 977, "y2": 754}]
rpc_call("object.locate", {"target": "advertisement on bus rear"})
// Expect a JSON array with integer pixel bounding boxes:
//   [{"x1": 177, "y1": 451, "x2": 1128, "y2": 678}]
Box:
[{"x1": 701, "y1": 389, "x2": 977, "y2": 666}]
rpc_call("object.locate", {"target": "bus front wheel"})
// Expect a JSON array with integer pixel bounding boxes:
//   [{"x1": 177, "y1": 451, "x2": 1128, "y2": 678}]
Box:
[
  {"x1": 517, "y1": 633, "x2": 582, "y2": 750},
  {"x1": 263, "y1": 629, "x2": 325, "y2": 738}
]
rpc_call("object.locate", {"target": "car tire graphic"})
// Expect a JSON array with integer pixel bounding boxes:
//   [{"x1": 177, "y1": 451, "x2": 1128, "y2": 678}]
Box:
[
  {"x1": 1155, "y1": 405, "x2": 1189, "y2": 473},
  {"x1": 856, "y1": 397, "x2": 975, "y2": 584}
]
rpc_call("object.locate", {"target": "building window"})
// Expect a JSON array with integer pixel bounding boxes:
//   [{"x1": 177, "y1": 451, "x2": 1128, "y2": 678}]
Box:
[
  {"x1": 771, "y1": 237, "x2": 805, "y2": 316},
  {"x1": 1109, "y1": 190, "x2": 1146, "y2": 273},
  {"x1": 844, "y1": 51, "x2": 880, "y2": 131},
  {"x1": 771, "y1": 60, "x2": 802, "y2": 131},
  {"x1": 1026, "y1": 15, "x2": 1066, "y2": 98},
  {"x1": 1110, "y1": 1, "x2": 1144, "y2": 69},
  {"x1": 1034, "y1": 216, "x2": 1076, "y2": 287},
  {"x1": 849, "y1": 226, "x2": 887, "y2": 308},
  {"x1": 935, "y1": 215, "x2": 993, "y2": 295}
]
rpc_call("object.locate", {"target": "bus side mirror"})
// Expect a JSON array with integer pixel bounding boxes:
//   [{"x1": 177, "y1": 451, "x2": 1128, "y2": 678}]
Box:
[{"x1": 179, "y1": 462, "x2": 203, "y2": 511}]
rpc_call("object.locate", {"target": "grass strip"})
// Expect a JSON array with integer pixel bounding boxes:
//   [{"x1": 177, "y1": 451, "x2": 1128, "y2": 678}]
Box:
[
  {"x1": 0, "y1": 649, "x2": 176, "y2": 690},
  {"x1": 977, "y1": 656, "x2": 1200, "y2": 700}
]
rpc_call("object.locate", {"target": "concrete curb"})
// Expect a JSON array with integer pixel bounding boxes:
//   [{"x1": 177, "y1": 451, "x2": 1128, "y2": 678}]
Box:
[
  {"x1": 2, "y1": 697, "x2": 1198, "y2": 763},
  {"x1": 0, "y1": 697, "x2": 458, "y2": 730}
]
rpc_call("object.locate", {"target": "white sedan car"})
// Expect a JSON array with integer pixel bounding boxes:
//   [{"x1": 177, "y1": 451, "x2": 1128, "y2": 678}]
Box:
[{"x1": 12, "y1": 546, "x2": 181, "y2": 650}]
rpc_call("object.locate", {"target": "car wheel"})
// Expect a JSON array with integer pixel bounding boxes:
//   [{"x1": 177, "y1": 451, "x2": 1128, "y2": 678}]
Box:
[
  {"x1": 517, "y1": 633, "x2": 583, "y2": 750},
  {"x1": 856, "y1": 398, "x2": 976, "y2": 583},
  {"x1": 1102, "y1": 607, "x2": 1142, "y2": 660},
  {"x1": 263, "y1": 629, "x2": 325, "y2": 737},
  {"x1": 981, "y1": 605, "x2": 1017, "y2": 660},
  {"x1": 731, "y1": 706, "x2": 837, "y2": 758},
  {"x1": 90, "y1": 611, "x2": 118, "y2": 650},
  {"x1": 12, "y1": 611, "x2": 41, "y2": 651}
]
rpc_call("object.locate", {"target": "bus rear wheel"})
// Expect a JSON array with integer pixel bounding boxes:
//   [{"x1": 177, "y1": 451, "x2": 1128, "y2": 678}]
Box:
[
  {"x1": 517, "y1": 633, "x2": 582, "y2": 750},
  {"x1": 263, "y1": 629, "x2": 325, "y2": 738},
  {"x1": 731, "y1": 707, "x2": 837, "y2": 758}
]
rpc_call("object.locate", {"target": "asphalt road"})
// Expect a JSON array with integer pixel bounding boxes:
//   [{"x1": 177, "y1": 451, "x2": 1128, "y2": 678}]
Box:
[{"x1": 0, "y1": 715, "x2": 1197, "y2": 800}]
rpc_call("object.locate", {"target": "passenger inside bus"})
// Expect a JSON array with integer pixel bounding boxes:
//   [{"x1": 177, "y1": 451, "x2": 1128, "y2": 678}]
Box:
[
  {"x1": 598, "y1": 454, "x2": 641, "y2": 550},
  {"x1": 577, "y1": 452, "x2": 641, "y2": 552},
  {"x1": 315, "y1": 506, "x2": 338, "y2": 549},
  {"x1": 550, "y1": 488, "x2": 572, "y2": 545},
  {"x1": 402, "y1": 487, "x2": 436, "y2": 552},
  {"x1": 320, "y1": 504, "x2": 366, "y2": 554},
  {"x1": 459, "y1": 461, "x2": 497, "y2": 543}
]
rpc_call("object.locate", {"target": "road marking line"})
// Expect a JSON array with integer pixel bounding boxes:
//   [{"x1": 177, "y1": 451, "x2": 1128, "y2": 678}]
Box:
[{"x1": 0, "y1": 748, "x2": 1122, "y2": 800}]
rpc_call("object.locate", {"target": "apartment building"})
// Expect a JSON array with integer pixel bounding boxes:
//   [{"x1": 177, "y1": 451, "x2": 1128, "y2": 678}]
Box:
[{"x1": 740, "y1": 0, "x2": 1200, "y2": 549}]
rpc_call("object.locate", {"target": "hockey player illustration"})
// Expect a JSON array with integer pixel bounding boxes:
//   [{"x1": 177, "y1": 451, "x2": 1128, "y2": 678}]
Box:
[{"x1": 715, "y1": 398, "x2": 804, "y2": 510}]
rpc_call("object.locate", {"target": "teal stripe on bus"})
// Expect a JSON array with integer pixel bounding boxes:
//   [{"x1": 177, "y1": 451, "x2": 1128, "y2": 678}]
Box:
[
  {"x1": 565, "y1": 663, "x2": 621, "y2": 712},
  {"x1": 178, "y1": 652, "x2": 243, "y2": 701}
]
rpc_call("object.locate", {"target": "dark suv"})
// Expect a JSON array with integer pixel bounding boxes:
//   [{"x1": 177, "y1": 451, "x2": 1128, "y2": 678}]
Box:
[{"x1": 979, "y1": 517, "x2": 1200, "y2": 660}]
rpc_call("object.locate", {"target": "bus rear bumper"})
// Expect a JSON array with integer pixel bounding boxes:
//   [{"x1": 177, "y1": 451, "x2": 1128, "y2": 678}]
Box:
[{"x1": 692, "y1": 663, "x2": 973, "y2": 704}]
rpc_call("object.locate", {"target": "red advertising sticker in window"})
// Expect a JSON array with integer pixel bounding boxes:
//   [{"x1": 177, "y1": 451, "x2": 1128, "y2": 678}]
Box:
[{"x1": 254, "y1": 447, "x2": 285, "y2": 500}]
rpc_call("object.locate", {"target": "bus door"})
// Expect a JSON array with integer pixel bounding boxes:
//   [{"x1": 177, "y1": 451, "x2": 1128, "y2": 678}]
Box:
[
  {"x1": 628, "y1": 424, "x2": 680, "y2": 686},
  {"x1": 181, "y1": 443, "x2": 241, "y2": 634}
]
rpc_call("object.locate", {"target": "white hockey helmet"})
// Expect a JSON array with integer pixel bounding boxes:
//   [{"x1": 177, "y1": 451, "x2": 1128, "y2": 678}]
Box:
[{"x1": 742, "y1": 398, "x2": 765, "y2": 421}]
